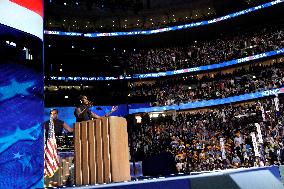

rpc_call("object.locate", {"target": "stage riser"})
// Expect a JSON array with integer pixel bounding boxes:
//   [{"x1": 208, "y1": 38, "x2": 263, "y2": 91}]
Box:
[{"x1": 66, "y1": 166, "x2": 283, "y2": 189}]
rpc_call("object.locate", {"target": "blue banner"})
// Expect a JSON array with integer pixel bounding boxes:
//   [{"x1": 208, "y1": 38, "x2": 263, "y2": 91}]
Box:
[
  {"x1": 48, "y1": 48, "x2": 284, "y2": 81},
  {"x1": 129, "y1": 88, "x2": 284, "y2": 114},
  {"x1": 44, "y1": 0, "x2": 284, "y2": 38}
]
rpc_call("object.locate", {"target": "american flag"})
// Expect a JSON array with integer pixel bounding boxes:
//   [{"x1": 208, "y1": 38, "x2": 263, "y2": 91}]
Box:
[
  {"x1": 0, "y1": 0, "x2": 43, "y2": 40},
  {"x1": 44, "y1": 116, "x2": 60, "y2": 178}
]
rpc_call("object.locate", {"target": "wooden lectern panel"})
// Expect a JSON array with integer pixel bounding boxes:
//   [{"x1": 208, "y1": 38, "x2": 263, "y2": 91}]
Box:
[
  {"x1": 88, "y1": 121, "x2": 96, "y2": 184},
  {"x1": 109, "y1": 116, "x2": 130, "y2": 182},
  {"x1": 74, "y1": 122, "x2": 82, "y2": 185},
  {"x1": 81, "y1": 121, "x2": 89, "y2": 184},
  {"x1": 95, "y1": 119, "x2": 103, "y2": 183},
  {"x1": 102, "y1": 118, "x2": 111, "y2": 183}
]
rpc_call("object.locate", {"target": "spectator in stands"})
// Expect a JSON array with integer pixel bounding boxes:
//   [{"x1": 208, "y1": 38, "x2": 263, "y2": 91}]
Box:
[{"x1": 131, "y1": 96, "x2": 284, "y2": 173}]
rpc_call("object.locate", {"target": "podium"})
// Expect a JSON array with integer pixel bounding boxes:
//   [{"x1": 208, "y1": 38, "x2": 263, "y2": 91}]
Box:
[{"x1": 74, "y1": 116, "x2": 130, "y2": 185}]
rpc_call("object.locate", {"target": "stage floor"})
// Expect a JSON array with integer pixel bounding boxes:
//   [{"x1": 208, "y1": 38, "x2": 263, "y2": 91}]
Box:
[{"x1": 49, "y1": 166, "x2": 284, "y2": 189}]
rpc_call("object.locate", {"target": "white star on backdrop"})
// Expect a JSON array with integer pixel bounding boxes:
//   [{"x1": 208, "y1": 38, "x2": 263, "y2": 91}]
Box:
[{"x1": 0, "y1": 79, "x2": 34, "y2": 101}]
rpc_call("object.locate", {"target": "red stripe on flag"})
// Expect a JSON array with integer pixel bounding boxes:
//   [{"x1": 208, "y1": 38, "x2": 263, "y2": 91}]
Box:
[
  {"x1": 44, "y1": 133, "x2": 60, "y2": 178},
  {"x1": 9, "y1": 0, "x2": 43, "y2": 17}
]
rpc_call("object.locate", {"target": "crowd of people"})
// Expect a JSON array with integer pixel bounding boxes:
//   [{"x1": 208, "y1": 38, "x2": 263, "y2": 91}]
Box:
[
  {"x1": 125, "y1": 26, "x2": 283, "y2": 74},
  {"x1": 130, "y1": 62, "x2": 284, "y2": 106},
  {"x1": 132, "y1": 96, "x2": 284, "y2": 173}
]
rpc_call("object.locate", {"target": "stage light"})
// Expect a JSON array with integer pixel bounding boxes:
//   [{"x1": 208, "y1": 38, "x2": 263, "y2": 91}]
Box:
[
  {"x1": 63, "y1": 19, "x2": 66, "y2": 22},
  {"x1": 150, "y1": 18, "x2": 152, "y2": 21},
  {"x1": 64, "y1": 2, "x2": 66, "y2": 5},
  {"x1": 60, "y1": 69, "x2": 62, "y2": 71},
  {"x1": 113, "y1": 20, "x2": 115, "y2": 22},
  {"x1": 65, "y1": 96, "x2": 68, "y2": 99},
  {"x1": 125, "y1": 19, "x2": 127, "y2": 22}
]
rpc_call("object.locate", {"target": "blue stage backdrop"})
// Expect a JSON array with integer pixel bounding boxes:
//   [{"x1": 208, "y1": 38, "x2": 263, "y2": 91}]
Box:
[
  {"x1": 44, "y1": 105, "x2": 128, "y2": 128},
  {"x1": 0, "y1": 63, "x2": 44, "y2": 189},
  {"x1": 0, "y1": 1, "x2": 44, "y2": 188}
]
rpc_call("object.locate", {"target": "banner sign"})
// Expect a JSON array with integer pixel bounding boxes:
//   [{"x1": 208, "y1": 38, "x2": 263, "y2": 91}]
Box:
[{"x1": 129, "y1": 87, "x2": 284, "y2": 114}]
